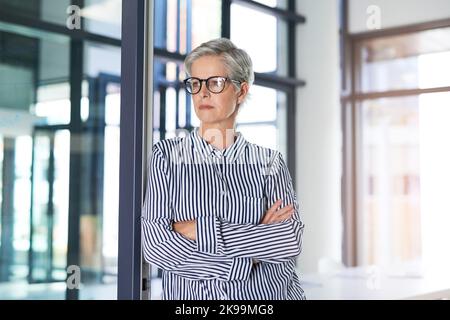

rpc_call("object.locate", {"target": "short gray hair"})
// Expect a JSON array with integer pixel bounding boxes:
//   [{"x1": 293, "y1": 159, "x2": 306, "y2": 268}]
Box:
[{"x1": 184, "y1": 38, "x2": 254, "y2": 88}]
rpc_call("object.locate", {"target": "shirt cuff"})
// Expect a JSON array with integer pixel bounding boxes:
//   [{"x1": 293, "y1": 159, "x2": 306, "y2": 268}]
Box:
[
  {"x1": 196, "y1": 216, "x2": 218, "y2": 254},
  {"x1": 227, "y1": 258, "x2": 253, "y2": 281}
]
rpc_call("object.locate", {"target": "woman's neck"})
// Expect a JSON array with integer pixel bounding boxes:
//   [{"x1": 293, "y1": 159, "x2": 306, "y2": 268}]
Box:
[{"x1": 199, "y1": 124, "x2": 236, "y2": 151}]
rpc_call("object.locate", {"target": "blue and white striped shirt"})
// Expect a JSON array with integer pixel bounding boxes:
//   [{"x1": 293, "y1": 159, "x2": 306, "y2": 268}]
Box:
[{"x1": 142, "y1": 127, "x2": 305, "y2": 300}]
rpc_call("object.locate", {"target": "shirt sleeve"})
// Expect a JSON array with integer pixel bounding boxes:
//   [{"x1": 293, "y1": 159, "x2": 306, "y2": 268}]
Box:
[
  {"x1": 141, "y1": 144, "x2": 253, "y2": 281},
  {"x1": 196, "y1": 152, "x2": 305, "y2": 261}
]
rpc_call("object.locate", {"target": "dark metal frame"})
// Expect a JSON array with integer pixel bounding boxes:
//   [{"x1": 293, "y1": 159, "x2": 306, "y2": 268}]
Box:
[
  {"x1": 117, "y1": 0, "x2": 146, "y2": 300},
  {"x1": 340, "y1": 0, "x2": 450, "y2": 267},
  {"x1": 65, "y1": 26, "x2": 84, "y2": 300}
]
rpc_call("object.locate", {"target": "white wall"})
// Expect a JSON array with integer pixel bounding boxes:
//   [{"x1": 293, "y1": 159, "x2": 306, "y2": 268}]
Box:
[
  {"x1": 295, "y1": 0, "x2": 342, "y2": 273},
  {"x1": 349, "y1": 0, "x2": 450, "y2": 33}
]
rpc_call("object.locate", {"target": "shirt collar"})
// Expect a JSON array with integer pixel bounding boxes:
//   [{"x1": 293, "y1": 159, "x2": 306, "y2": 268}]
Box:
[{"x1": 190, "y1": 127, "x2": 248, "y2": 163}]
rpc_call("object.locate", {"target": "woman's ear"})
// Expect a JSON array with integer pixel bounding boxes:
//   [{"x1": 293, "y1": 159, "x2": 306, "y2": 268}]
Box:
[{"x1": 237, "y1": 82, "x2": 249, "y2": 105}]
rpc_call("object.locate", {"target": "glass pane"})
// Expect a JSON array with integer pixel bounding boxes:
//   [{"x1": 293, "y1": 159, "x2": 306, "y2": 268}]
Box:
[
  {"x1": 83, "y1": 0, "x2": 122, "y2": 39},
  {"x1": 0, "y1": 0, "x2": 71, "y2": 26},
  {"x1": 359, "y1": 92, "x2": 450, "y2": 270},
  {"x1": 238, "y1": 85, "x2": 277, "y2": 123},
  {"x1": 231, "y1": 3, "x2": 288, "y2": 76},
  {"x1": 79, "y1": 42, "x2": 121, "y2": 300},
  {"x1": 237, "y1": 87, "x2": 287, "y2": 155},
  {"x1": 0, "y1": 0, "x2": 121, "y2": 39},
  {"x1": 153, "y1": 59, "x2": 188, "y2": 143},
  {"x1": 357, "y1": 27, "x2": 450, "y2": 92},
  {"x1": 191, "y1": 0, "x2": 221, "y2": 49},
  {"x1": 154, "y1": 0, "x2": 221, "y2": 54},
  {"x1": 0, "y1": 6, "x2": 121, "y2": 299}
]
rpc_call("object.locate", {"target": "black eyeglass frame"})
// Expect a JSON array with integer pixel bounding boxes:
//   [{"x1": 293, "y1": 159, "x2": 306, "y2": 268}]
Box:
[{"x1": 183, "y1": 76, "x2": 242, "y2": 94}]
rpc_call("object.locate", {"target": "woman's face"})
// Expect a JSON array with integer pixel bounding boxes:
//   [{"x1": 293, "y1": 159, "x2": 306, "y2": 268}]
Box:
[{"x1": 189, "y1": 55, "x2": 248, "y2": 127}]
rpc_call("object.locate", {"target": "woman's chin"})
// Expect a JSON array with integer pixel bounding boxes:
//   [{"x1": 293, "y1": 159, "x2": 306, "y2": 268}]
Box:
[{"x1": 197, "y1": 115, "x2": 221, "y2": 124}]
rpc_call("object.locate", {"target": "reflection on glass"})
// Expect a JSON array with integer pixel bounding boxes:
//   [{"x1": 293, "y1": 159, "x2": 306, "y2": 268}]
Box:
[
  {"x1": 102, "y1": 83, "x2": 120, "y2": 279},
  {"x1": 35, "y1": 83, "x2": 71, "y2": 125},
  {"x1": 83, "y1": 0, "x2": 122, "y2": 39},
  {"x1": 0, "y1": 0, "x2": 70, "y2": 26},
  {"x1": 0, "y1": 4, "x2": 121, "y2": 299},
  {"x1": 30, "y1": 130, "x2": 69, "y2": 283}
]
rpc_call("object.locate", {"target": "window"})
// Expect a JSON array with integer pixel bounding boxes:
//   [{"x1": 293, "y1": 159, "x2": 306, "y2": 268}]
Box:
[{"x1": 344, "y1": 24, "x2": 450, "y2": 270}]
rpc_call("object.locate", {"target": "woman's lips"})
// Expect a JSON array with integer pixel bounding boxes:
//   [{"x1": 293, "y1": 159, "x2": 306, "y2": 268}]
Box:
[{"x1": 199, "y1": 104, "x2": 214, "y2": 110}]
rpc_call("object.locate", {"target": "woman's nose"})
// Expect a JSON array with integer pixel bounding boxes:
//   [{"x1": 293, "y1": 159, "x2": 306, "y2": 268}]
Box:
[{"x1": 200, "y1": 81, "x2": 210, "y2": 97}]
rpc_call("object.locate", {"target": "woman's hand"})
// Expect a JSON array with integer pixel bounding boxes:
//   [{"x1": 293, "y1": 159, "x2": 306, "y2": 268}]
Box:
[
  {"x1": 260, "y1": 199, "x2": 294, "y2": 224},
  {"x1": 172, "y1": 220, "x2": 196, "y2": 241}
]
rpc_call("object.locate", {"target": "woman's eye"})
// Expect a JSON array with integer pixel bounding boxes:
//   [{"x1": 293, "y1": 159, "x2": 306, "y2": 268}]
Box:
[{"x1": 212, "y1": 79, "x2": 223, "y2": 88}]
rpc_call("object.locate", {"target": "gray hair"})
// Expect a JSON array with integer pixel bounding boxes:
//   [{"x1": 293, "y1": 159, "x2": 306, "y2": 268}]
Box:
[{"x1": 184, "y1": 38, "x2": 254, "y2": 90}]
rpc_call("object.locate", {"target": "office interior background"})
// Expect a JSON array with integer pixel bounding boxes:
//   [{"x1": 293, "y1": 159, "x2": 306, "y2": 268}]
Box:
[{"x1": 0, "y1": 0, "x2": 449, "y2": 300}]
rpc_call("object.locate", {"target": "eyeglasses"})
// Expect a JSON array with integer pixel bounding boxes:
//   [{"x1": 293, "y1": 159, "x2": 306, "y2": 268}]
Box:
[{"x1": 183, "y1": 76, "x2": 241, "y2": 95}]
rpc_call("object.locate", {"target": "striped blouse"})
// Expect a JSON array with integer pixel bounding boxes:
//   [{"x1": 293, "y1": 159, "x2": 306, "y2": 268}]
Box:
[{"x1": 142, "y1": 127, "x2": 305, "y2": 300}]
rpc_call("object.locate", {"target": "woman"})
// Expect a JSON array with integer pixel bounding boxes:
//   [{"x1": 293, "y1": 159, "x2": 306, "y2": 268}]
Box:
[{"x1": 142, "y1": 38, "x2": 305, "y2": 300}]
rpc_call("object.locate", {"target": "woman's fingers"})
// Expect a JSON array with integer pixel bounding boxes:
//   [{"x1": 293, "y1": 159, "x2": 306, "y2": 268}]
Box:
[
  {"x1": 276, "y1": 204, "x2": 293, "y2": 215},
  {"x1": 274, "y1": 208, "x2": 294, "y2": 222},
  {"x1": 260, "y1": 200, "x2": 281, "y2": 223},
  {"x1": 267, "y1": 199, "x2": 282, "y2": 214},
  {"x1": 261, "y1": 201, "x2": 295, "y2": 224}
]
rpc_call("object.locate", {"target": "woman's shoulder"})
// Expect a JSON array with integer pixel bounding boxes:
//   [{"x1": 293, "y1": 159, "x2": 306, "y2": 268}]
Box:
[
  {"x1": 152, "y1": 136, "x2": 192, "y2": 162},
  {"x1": 151, "y1": 135, "x2": 188, "y2": 157}
]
